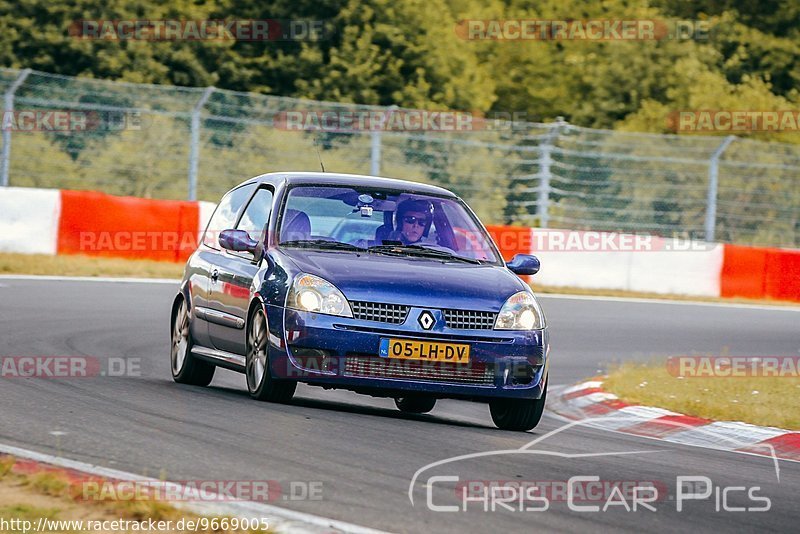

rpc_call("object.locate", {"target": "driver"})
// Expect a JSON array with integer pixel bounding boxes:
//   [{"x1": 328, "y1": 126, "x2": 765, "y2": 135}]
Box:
[{"x1": 390, "y1": 198, "x2": 433, "y2": 245}]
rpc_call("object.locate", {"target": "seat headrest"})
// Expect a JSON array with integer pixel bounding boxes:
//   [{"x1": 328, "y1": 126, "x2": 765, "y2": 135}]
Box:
[{"x1": 280, "y1": 209, "x2": 311, "y2": 242}]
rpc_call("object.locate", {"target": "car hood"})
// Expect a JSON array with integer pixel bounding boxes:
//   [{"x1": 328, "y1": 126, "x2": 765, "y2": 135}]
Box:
[{"x1": 279, "y1": 249, "x2": 527, "y2": 311}]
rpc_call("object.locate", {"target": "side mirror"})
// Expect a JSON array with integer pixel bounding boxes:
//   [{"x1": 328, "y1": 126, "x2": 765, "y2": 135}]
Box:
[
  {"x1": 507, "y1": 254, "x2": 540, "y2": 276},
  {"x1": 219, "y1": 229, "x2": 258, "y2": 254}
]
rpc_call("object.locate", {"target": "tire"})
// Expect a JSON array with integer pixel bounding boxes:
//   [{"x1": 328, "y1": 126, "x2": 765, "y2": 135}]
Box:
[
  {"x1": 489, "y1": 381, "x2": 547, "y2": 431},
  {"x1": 171, "y1": 297, "x2": 215, "y2": 386},
  {"x1": 395, "y1": 396, "x2": 437, "y2": 414},
  {"x1": 246, "y1": 308, "x2": 296, "y2": 403}
]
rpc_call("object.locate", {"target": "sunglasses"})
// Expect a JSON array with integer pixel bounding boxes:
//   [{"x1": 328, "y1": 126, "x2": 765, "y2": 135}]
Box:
[{"x1": 402, "y1": 215, "x2": 429, "y2": 227}]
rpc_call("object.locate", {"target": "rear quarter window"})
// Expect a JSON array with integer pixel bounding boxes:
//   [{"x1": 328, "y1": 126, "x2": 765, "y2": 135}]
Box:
[{"x1": 202, "y1": 184, "x2": 257, "y2": 249}]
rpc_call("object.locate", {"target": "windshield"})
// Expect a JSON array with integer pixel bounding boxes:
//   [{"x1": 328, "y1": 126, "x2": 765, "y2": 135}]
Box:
[{"x1": 278, "y1": 185, "x2": 500, "y2": 264}]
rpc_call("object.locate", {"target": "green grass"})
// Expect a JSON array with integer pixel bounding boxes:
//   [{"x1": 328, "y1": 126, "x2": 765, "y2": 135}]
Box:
[
  {"x1": 530, "y1": 283, "x2": 800, "y2": 307},
  {"x1": 0, "y1": 458, "x2": 14, "y2": 479},
  {"x1": 603, "y1": 361, "x2": 800, "y2": 430},
  {"x1": 1, "y1": 252, "x2": 797, "y2": 306},
  {"x1": 0, "y1": 504, "x2": 60, "y2": 518},
  {"x1": 0, "y1": 253, "x2": 183, "y2": 279},
  {"x1": 0, "y1": 455, "x2": 270, "y2": 533},
  {"x1": 27, "y1": 473, "x2": 69, "y2": 497}
]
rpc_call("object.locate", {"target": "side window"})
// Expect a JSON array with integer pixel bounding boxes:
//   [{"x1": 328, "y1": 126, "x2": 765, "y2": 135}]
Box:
[
  {"x1": 202, "y1": 184, "x2": 256, "y2": 249},
  {"x1": 236, "y1": 187, "x2": 274, "y2": 240}
]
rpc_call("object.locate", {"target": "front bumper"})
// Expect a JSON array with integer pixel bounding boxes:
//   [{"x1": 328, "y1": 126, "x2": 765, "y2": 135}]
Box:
[{"x1": 264, "y1": 304, "x2": 549, "y2": 400}]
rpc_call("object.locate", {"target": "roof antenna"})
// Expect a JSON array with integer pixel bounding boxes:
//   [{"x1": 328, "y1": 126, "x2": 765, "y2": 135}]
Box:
[{"x1": 313, "y1": 135, "x2": 326, "y2": 172}]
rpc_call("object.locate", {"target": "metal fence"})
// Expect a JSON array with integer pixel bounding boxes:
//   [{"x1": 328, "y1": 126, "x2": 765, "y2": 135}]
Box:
[{"x1": 1, "y1": 67, "x2": 798, "y2": 248}]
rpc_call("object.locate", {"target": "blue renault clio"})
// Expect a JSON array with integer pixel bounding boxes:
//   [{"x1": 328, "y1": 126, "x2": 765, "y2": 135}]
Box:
[{"x1": 170, "y1": 172, "x2": 549, "y2": 430}]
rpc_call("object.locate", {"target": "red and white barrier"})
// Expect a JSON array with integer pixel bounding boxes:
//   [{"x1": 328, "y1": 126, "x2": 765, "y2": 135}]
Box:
[
  {"x1": 721, "y1": 244, "x2": 800, "y2": 301},
  {"x1": 57, "y1": 189, "x2": 203, "y2": 262},
  {"x1": 0, "y1": 187, "x2": 61, "y2": 254},
  {"x1": 488, "y1": 226, "x2": 800, "y2": 302},
  {"x1": 1, "y1": 188, "x2": 798, "y2": 302},
  {"x1": 530, "y1": 231, "x2": 723, "y2": 297},
  {"x1": 1, "y1": 187, "x2": 208, "y2": 263}
]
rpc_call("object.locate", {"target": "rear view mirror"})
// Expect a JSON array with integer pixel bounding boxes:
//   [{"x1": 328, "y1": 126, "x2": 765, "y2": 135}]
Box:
[
  {"x1": 219, "y1": 229, "x2": 258, "y2": 254},
  {"x1": 507, "y1": 254, "x2": 540, "y2": 276}
]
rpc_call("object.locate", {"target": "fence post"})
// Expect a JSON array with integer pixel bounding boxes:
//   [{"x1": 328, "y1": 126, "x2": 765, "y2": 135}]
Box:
[
  {"x1": 188, "y1": 86, "x2": 215, "y2": 201},
  {"x1": 370, "y1": 105, "x2": 397, "y2": 176},
  {"x1": 370, "y1": 130, "x2": 381, "y2": 176},
  {"x1": 537, "y1": 117, "x2": 565, "y2": 228},
  {"x1": 704, "y1": 135, "x2": 736, "y2": 242},
  {"x1": 1, "y1": 68, "x2": 32, "y2": 187}
]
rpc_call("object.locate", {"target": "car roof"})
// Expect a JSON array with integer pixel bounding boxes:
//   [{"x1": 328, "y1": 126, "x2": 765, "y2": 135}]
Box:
[{"x1": 237, "y1": 172, "x2": 457, "y2": 197}]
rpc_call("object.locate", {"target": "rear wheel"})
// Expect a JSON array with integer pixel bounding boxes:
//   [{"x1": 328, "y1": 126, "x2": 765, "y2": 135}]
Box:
[
  {"x1": 489, "y1": 382, "x2": 547, "y2": 431},
  {"x1": 246, "y1": 308, "x2": 296, "y2": 403},
  {"x1": 395, "y1": 396, "x2": 436, "y2": 414},
  {"x1": 171, "y1": 297, "x2": 215, "y2": 386}
]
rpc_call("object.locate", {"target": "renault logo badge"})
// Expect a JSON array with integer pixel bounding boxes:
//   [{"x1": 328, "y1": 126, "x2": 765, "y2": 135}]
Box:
[{"x1": 418, "y1": 310, "x2": 435, "y2": 330}]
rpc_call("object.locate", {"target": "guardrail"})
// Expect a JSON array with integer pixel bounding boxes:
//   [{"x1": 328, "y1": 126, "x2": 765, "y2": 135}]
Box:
[{"x1": 2, "y1": 187, "x2": 797, "y2": 302}]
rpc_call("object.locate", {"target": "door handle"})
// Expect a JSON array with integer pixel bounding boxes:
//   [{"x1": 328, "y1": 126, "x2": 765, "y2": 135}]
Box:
[{"x1": 211, "y1": 269, "x2": 219, "y2": 282}]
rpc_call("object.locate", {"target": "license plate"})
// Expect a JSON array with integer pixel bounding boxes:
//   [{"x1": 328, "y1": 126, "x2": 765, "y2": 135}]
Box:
[{"x1": 379, "y1": 338, "x2": 470, "y2": 364}]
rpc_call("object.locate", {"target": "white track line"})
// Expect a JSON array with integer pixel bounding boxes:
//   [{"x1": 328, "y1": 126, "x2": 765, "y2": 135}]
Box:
[
  {"x1": 537, "y1": 292, "x2": 800, "y2": 312},
  {"x1": 0, "y1": 442, "x2": 387, "y2": 534},
  {"x1": 0, "y1": 275, "x2": 179, "y2": 284},
  {"x1": 3, "y1": 275, "x2": 798, "y2": 311}
]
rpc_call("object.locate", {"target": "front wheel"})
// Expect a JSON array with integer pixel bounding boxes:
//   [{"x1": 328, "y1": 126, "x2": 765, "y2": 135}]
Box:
[
  {"x1": 171, "y1": 297, "x2": 215, "y2": 386},
  {"x1": 489, "y1": 382, "x2": 547, "y2": 431},
  {"x1": 246, "y1": 308, "x2": 296, "y2": 403},
  {"x1": 395, "y1": 396, "x2": 436, "y2": 414}
]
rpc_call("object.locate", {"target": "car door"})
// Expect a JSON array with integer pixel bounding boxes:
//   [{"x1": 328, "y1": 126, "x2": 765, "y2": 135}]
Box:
[
  {"x1": 193, "y1": 184, "x2": 257, "y2": 350},
  {"x1": 207, "y1": 185, "x2": 274, "y2": 355}
]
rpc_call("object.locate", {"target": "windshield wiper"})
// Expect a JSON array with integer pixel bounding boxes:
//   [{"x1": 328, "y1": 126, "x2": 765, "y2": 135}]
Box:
[
  {"x1": 367, "y1": 244, "x2": 483, "y2": 264},
  {"x1": 280, "y1": 239, "x2": 367, "y2": 252}
]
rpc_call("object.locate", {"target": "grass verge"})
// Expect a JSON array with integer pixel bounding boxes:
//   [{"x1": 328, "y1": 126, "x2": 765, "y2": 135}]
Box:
[
  {"x1": 0, "y1": 456, "x2": 269, "y2": 533},
  {"x1": 530, "y1": 283, "x2": 799, "y2": 307},
  {"x1": 0, "y1": 253, "x2": 183, "y2": 279},
  {"x1": 603, "y1": 361, "x2": 800, "y2": 430},
  {"x1": 0, "y1": 252, "x2": 797, "y2": 307}
]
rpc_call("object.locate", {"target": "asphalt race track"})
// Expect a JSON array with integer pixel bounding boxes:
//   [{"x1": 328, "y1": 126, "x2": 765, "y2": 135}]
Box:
[{"x1": 0, "y1": 278, "x2": 798, "y2": 532}]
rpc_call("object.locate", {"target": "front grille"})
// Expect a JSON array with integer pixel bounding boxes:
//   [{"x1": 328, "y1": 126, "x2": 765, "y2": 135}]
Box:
[
  {"x1": 331, "y1": 323, "x2": 513, "y2": 344},
  {"x1": 350, "y1": 301, "x2": 410, "y2": 324},
  {"x1": 443, "y1": 309, "x2": 497, "y2": 330},
  {"x1": 344, "y1": 355, "x2": 495, "y2": 385}
]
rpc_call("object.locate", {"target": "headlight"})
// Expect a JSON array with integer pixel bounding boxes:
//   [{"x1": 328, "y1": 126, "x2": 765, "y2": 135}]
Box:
[
  {"x1": 494, "y1": 291, "x2": 545, "y2": 330},
  {"x1": 287, "y1": 274, "x2": 353, "y2": 317}
]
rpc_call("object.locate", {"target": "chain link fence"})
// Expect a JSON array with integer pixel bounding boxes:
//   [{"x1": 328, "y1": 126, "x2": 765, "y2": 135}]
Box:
[{"x1": 0, "y1": 67, "x2": 797, "y2": 248}]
